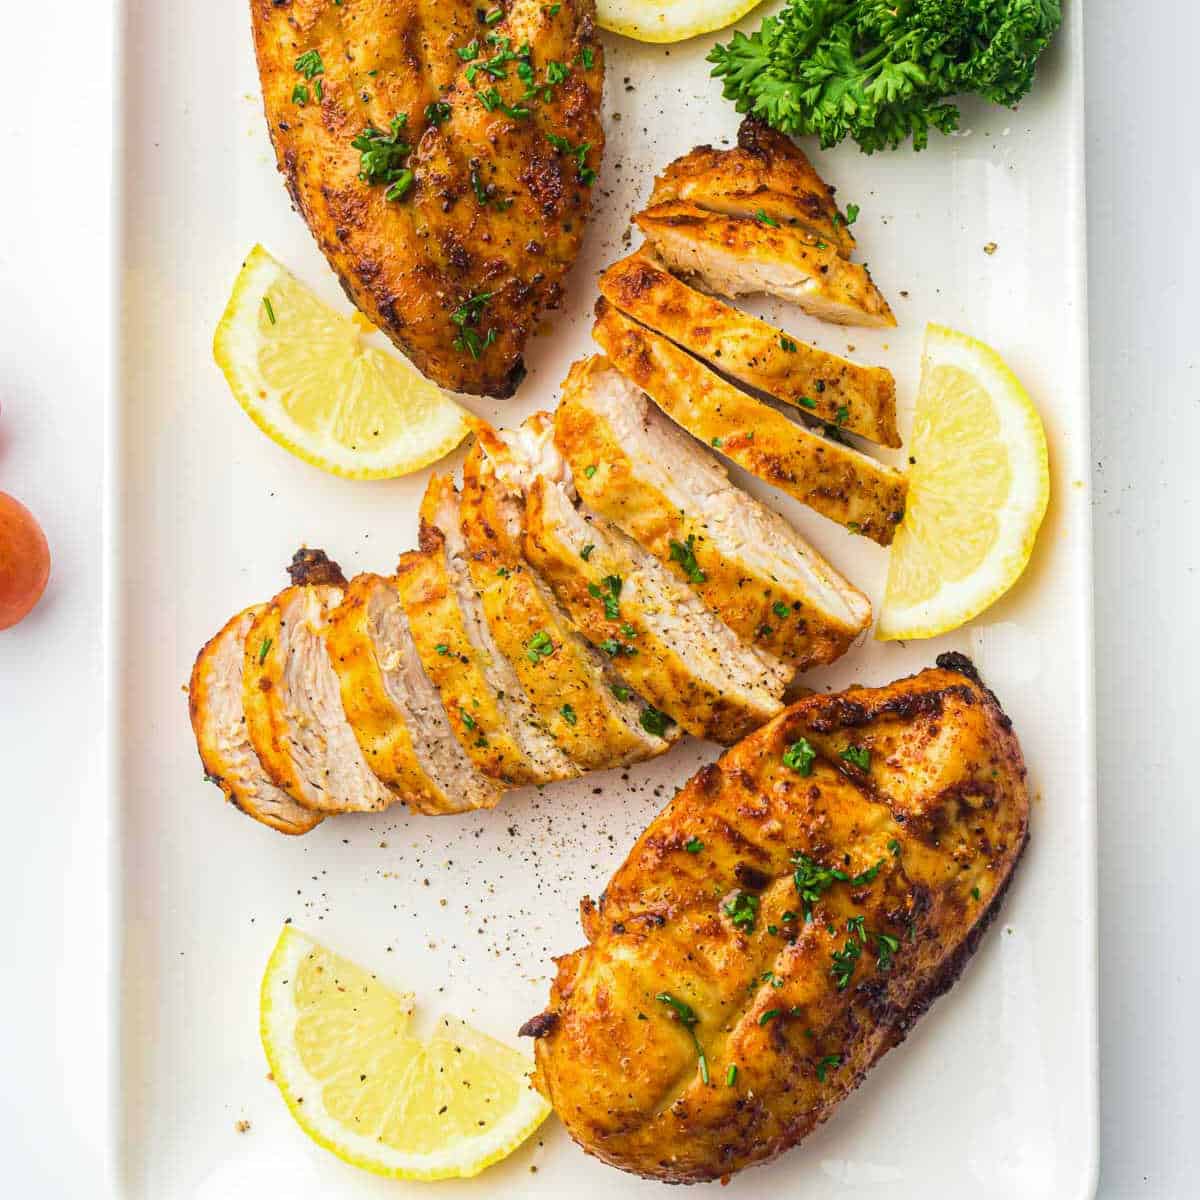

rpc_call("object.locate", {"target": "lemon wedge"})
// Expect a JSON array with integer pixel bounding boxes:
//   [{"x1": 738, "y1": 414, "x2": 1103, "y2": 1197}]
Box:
[
  {"x1": 877, "y1": 325, "x2": 1049, "y2": 641},
  {"x1": 260, "y1": 926, "x2": 551, "y2": 1180},
  {"x1": 598, "y1": 0, "x2": 765, "y2": 43},
  {"x1": 213, "y1": 246, "x2": 472, "y2": 479}
]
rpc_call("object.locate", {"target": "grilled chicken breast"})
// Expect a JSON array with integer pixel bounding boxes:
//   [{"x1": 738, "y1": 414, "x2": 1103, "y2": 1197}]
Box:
[
  {"x1": 326, "y1": 572, "x2": 501, "y2": 814},
  {"x1": 635, "y1": 201, "x2": 895, "y2": 328},
  {"x1": 523, "y1": 655, "x2": 1029, "y2": 1183},
  {"x1": 189, "y1": 606, "x2": 323, "y2": 835},
  {"x1": 649, "y1": 117, "x2": 856, "y2": 257},
  {"x1": 555, "y1": 357, "x2": 871, "y2": 670},
  {"x1": 461, "y1": 438, "x2": 677, "y2": 769},
  {"x1": 523, "y1": 474, "x2": 790, "y2": 744},
  {"x1": 594, "y1": 300, "x2": 908, "y2": 545},
  {"x1": 250, "y1": 0, "x2": 604, "y2": 397},
  {"x1": 413, "y1": 476, "x2": 578, "y2": 784},
  {"x1": 243, "y1": 552, "x2": 398, "y2": 814},
  {"x1": 599, "y1": 251, "x2": 899, "y2": 447}
]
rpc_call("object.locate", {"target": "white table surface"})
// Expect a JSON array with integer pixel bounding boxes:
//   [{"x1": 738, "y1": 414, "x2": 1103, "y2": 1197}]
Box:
[{"x1": 0, "y1": 3, "x2": 1193, "y2": 1196}]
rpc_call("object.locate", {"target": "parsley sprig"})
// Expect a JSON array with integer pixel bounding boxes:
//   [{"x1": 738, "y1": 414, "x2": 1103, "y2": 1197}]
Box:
[{"x1": 656, "y1": 993, "x2": 709, "y2": 1085}]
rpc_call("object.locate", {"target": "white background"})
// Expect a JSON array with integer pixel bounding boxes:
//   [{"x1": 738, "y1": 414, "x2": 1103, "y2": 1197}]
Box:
[{"x1": 0, "y1": 1, "x2": 1193, "y2": 1196}]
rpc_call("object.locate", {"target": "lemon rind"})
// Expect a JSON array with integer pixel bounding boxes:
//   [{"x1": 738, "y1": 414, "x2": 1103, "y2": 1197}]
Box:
[
  {"x1": 213, "y1": 246, "x2": 471, "y2": 480},
  {"x1": 876, "y1": 324, "x2": 1049, "y2": 641},
  {"x1": 260, "y1": 927, "x2": 551, "y2": 1181}
]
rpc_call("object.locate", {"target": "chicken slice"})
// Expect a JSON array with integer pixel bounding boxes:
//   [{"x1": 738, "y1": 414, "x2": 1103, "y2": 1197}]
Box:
[
  {"x1": 594, "y1": 300, "x2": 907, "y2": 545},
  {"x1": 635, "y1": 201, "x2": 895, "y2": 327},
  {"x1": 523, "y1": 474, "x2": 790, "y2": 745},
  {"x1": 649, "y1": 117, "x2": 856, "y2": 257},
  {"x1": 326, "y1": 573, "x2": 502, "y2": 815},
  {"x1": 555, "y1": 357, "x2": 871, "y2": 670},
  {"x1": 408, "y1": 476, "x2": 578, "y2": 785},
  {"x1": 242, "y1": 551, "x2": 397, "y2": 814},
  {"x1": 523, "y1": 655, "x2": 1030, "y2": 1183},
  {"x1": 600, "y1": 251, "x2": 899, "y2": 448},
  {"x1": 189, "y1": 606, "x2": 322, "y2": 836},
  {"x1": 460, "y1": 439, "x2": 678, "y2": 770}
]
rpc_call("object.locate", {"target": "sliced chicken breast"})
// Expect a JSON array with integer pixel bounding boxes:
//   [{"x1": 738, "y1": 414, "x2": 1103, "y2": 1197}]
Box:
[
  {"x1": 523, "y1": 474, "x2": 790, "y2": 744},
  {"x1": 189, "y1": 605, "x2": 323, "y2": 836},
  {"x1": 555, "y1": 357, "x2": 872, "y2": 670},
  {"x1": 600, "y1": 251, "x2": 899, "y2": 448},
  {"x1": 410, "y1": 476, "x2": 578, "y2": 786},
  {"x1": 594, "y1": 300, "x2": 908, "y2": 545},
  {"x1": 461, "y1": 439, "x2": 677, "y2": 770},
  {"x1": 243, "y1": 559, "x2": 398, "y2": 815},
  {"x1": 635, "y1": 201, "x2": 895, "y2": 328},
  {"x1": 326, "y1": 573, "x2": 502, "y2": 815},
  {"x1": 649, "y1": 117, "x2": 856, "y2": 257}
]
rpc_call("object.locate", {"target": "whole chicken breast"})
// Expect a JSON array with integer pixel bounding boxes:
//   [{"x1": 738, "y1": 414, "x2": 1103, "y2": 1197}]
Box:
[
  {"x1": 250, "y1": 0, "x2": 604, "y2": 397},
  {"x1": 523, "y1": 655, "x2": 1029, "y2": 1183}
]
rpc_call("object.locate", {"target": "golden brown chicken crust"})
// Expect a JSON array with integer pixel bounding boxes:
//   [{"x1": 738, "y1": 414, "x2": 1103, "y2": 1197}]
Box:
[
  {"x1": 189, "y1": 606, "x2": 323, "y2": 836},
  {"x1": 599, "y1": 251, "x2": 900, "y2": 447},
  {"x1": 649, "y1": 116, "x2": 856, "y2": 256},
  {"x1": 325, "y1": 573, "x2": 465, "y2": 814},
  {"x1": 459, "y1": 443, "x2": 670, "y2": 771},
  {"x1": 593, "y1": 300, "x2": 908, "y2": 545},
  {"x1": 250, "y1": 0, "x2": 604, "y2": 397},
  {"x1": 555, "y1": 357, "x2": 868, "y2": 670},
  {"x1": 525, "y1": 656, "x2": 1030, "y2": 1183}
]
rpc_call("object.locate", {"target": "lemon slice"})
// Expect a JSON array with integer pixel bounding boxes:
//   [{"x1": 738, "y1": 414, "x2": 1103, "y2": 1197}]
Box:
[
  {"x1": 877, "y1": 325, "x2": 1049, "y2": 641},
  {"x1": 598, "y1": 0, "x2": 765, "y2": 43},
  {"x1": 213, "y1": 246, "x2": 472, "y2": 479},
  {"x1": 260, "y1": 927, "x2": 551, "y2": 1180}
]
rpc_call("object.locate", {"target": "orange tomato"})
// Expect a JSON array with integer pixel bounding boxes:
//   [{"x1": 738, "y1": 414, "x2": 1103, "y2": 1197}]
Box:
[{"x1": 0, "y1": 492, "x2": 50, "y2": 629}]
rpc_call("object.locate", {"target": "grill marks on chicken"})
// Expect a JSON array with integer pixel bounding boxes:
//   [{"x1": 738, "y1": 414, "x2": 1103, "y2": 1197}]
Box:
[
  {"x1": 555, "y1": 357, "x2": 871, "y2": 669},
  {"x1": 524, "y1": 657, "x2": 1030, "y2": 1183},
  {"x1": 594, "y1": 301, "x2": 908, "y2": 545},
  {"x1": 250, "y1": 0, "x2": 604, "y2": 397}
]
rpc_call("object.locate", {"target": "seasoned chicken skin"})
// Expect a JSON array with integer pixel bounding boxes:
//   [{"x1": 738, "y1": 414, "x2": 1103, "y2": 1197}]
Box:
[
  {"x1": 594, "y1": 300, "x2": 908, "y2": 545},
  {"x1": 523, "y1": 656, "x2": 1029, "y2": 1183},
  {"x1": 555, "y1": 357, "x2": 871, "y2": 669},
  {"x1": 250, "y1": 0, "x2": 603, "y2": 397},
  {"x1": 636, "y1": 201, "x2": 895, "y2": 328},
  {"x1": 599, "y1": 251, "x2": 900, "y2": 447},
  {"x1": 649, "y1": 116, "x2": 856, "y2": 257}
]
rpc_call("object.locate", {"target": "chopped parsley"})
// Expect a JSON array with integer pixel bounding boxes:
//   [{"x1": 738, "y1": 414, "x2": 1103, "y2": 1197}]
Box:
[
  {"x1": 755, "y1": 209, "x2": 780, "y2": 227},
  {"x1": 587, "y1": 574, "x2": 622, "y2": 620},
  {"x1": 888, "y1": 838, "x2": 901, "y2": 856},
  {"x1": 798, "y1": 395, "x2": 817, "y2": 409},
  {"x1": 839, "y1": 744, "x2": 871, "y2": 771},
  {"x1": 779, "y1": 335, "x2": 798, "y2": 353},
  {"x1": 450, "y1": 290, "x2": 496, "y2": 359},
  {"x1": 791, "y1": 851, "x2": 885, "y2": 921},
  {"x1": 684, "y1": 837, "x2": 704, "y2": 854},
  {"x1": 578, "y1": 46, "x2": 595, "y2": 70},
  {"x1": 758, "y1": 1008, "x2": 780, "y2": 1025},
  {"x1": 782, "y1": 737, "x2": 816, "y2": 776},
  {"x1": 971, "y1": 885, "x2": 981, "y2": 901},
  {"x1": 435, "y1": 643, "x2": 450, "y2": 655},
  {"x1": 640, "y1": 706, "x2": 673, "y2": 737},
  {"x1": 874, "y1": 930, "x2": 900, "y2": 970},
  {"x1": 579, "y1": 543, "x2": 595, "y2": 561},
  {"x1": 726, "y1": 1063, "x2": 738, "y2": 1086},
  {"x1": 656, "y1": 993, "x2": 708, "y2": 1084},
  {"x1": 610, "y1": 682, "x2": 631, "y2": 702},
  {"x1": 257, "y1": 637, "x2": 272, "y2": 664},
  {"x1": 845, "y1": 203, "x2": 860, "y2": 225},
  {"x1": 560, "y1": 703, "x2": 577, "y2": 726},
  {"x1": 772, "y1": 601, "x2": 791, "y2": 619},
  {"x1": 291, "y1": 83, "x2": 310, "y2": 106},
  {"x1": 425, "y1": 100, "x2": 452, "y2": 125},
  {"x1": 668, "y1": 534, "x2": 707, "y2": 584},
  {"x1": 835, "y1": 404, "x2": 850, "y2": 426},
  {"x1": 525, "y1": 629, "x2": 554, "y2": 663},
  {"x1": 830, "y1": 935, "x2": 862, "y2": 991},
  {"x1": 262, "y1": 296, "x2": 276, "y2": 325},
  {"x1": 294, "y1": 49, "x2": 324, "y2": 80},
  {"x1": 460, "y1": 710, "x2": 477, "y2": 730},
  {"x1": 816, "y1": 1054, "x2": 842, "y2": 1083},
  {"x1": 352, "y1": 115, "x2": 415, "y2": 200},
  {"x1": 723, "y1": 890, "x2": 759, "y2": 933},
  {"x1": 483, "y1": 5, "x2": 505, "y2": 24},
  {"x1": 583, "y1": 464, "x2": 597, "y2": 478},
  {"x1": 545, "y1": 132, "x2": 596, "y2": 185}
]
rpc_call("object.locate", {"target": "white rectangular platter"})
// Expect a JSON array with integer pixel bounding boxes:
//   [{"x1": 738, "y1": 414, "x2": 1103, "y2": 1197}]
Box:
[{"x1": 113, "y1": 1, "x2": 1097, "y2": 1195}]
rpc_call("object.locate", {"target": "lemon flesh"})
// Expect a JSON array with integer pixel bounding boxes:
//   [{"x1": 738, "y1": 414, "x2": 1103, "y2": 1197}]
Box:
[
  {"x1": 213, "y1": 245, "x2": 471, "y2": 479},
  {"x1": 598, "y1": 0, "x2": 765, "y2": 43},
  {"x1": 877, "y1": 324, "x2": 1049, "y2": 641},
  {"x1": 260, "y1": 927, "x2": 551, "y2": 1180}
]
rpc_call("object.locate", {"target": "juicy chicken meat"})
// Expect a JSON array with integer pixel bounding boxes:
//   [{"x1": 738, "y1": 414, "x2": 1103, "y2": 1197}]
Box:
[
  {"x1": 250, "y1": 0, "x2": 604, "y2": 397},
  {"x1": 599, "y1": 251, "x2": 899, "y2": 447},
  {"x1": 594, "y1": 300, "x2": 908, "y2": 545},
  {"x1": 555, "y1": 357, "x2": 871, "y2": 670},
  {"x1": 649, "y1": 116, "x2": 856, "y2": 257},
  {"x1": 413, "y1": 476, "x2": 578, "y2": 784},
  {"x1": 522, "y1": 473, "x2": 791, "y2": 744},
  {"x1": 636, "y1": 201, "x2": 895, "y2": 328},
  {"x1": 242, "y1": 551, "x2": 397, "y2": 814},
  {"x1": 326, "y1": 572, "x2": 501, "y2": 814},
  {"x1": 461, "y1": 436, "x2": 678, "y2": 770},
  {"x1": 523, "y1": 655, "x2": 1029, "y2": 1183},
  {"x1": 189, "y1": 605, "x2": 323, "y2": 835}
]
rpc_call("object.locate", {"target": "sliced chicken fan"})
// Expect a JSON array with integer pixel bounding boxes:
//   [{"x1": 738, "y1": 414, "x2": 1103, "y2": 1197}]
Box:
[{"x1": 555, "y1": 357, "x2": 872, "y2": 670}]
